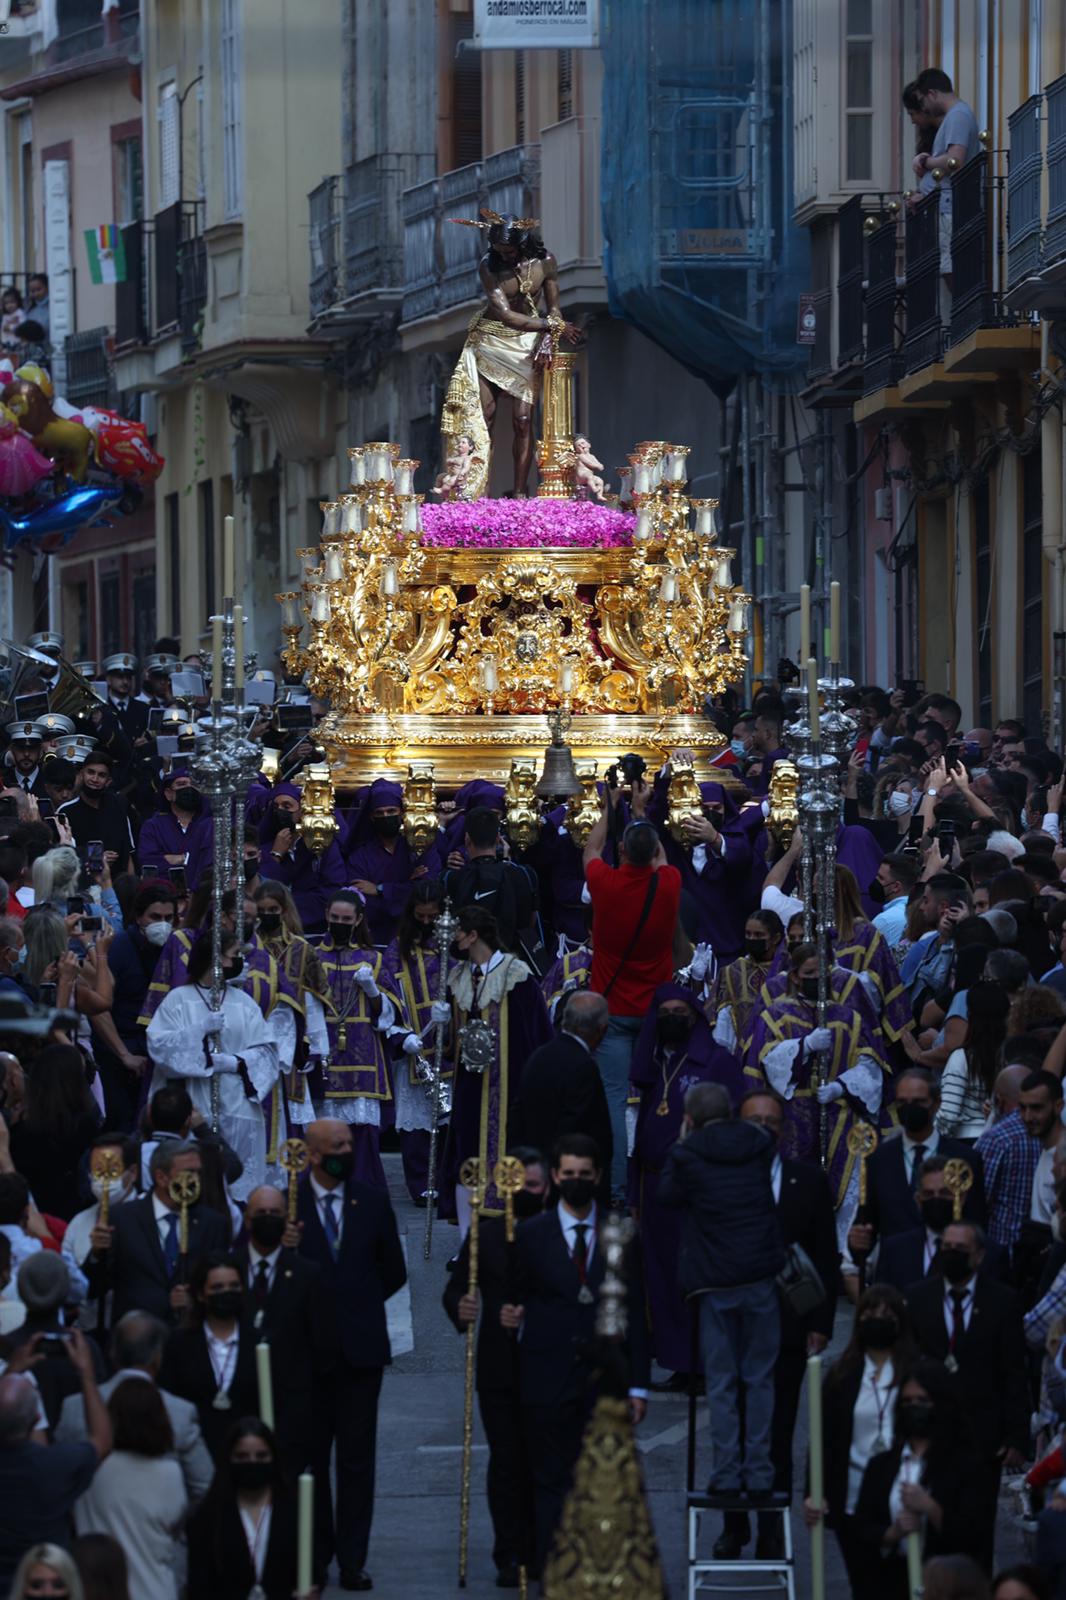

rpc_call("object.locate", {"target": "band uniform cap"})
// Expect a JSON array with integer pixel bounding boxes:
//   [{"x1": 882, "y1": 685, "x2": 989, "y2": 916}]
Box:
[
  {"x1": 160, "y1": 707, "x2": 187, "y2": 729},
  {"x1": 25, "y1": 631, "x2": 64, "y2": 656},
  {"x1": 102, "y1": 652, "x2": 138, "y2": 674},
  {"x1": 58, "y1": 734, "x2": 99, "y2": 764},
  {"x1": 144, "y1": 653, "x2": 180, "y2": 675},
  {"x1": 35, "y1": 713, "x2": 76, "y2": 737},
  {"x1": 72, "y1": 661, "x2": 97, "y2": 678},
  {"x1": 8, "y1": 721, "x2": 43, "y2": 744}
]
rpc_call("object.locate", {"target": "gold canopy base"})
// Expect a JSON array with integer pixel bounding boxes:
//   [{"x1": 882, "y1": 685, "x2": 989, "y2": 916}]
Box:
[{"x1": 321, "y1": 711, "x2": 731, "y2": 791}]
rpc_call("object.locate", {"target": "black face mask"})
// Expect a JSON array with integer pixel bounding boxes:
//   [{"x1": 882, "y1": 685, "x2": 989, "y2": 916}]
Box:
[
  {"x1": 373, "y1": 814, "x2": 403, "y2": 839},
  {"x1": 800, "y1": 977, "x2": 820, "y2": 1001},
  {"x1": 206, "y1": 1289, "x2": 242, "y2": 1319},
  {"x1": 257, "y1": 912, "x2": 282, "y2": 935},
  {"x1": 858, "y1": 1315, "x2": 899, "y2": 1351},
  {"x1": 174, "y1": 786, "x2": 203, "y2": 814},
  {"x1": 449, "y1": 939, "x2": 470, "y2": 961},
  {"x1": 242, "y1": 920, "x2": 256, "y2": 943},
  {"x1": 656, "y1": 1014, "x2": 691, "y2": 1046},
  {"x1": 322, "y1": 1151, "x2": 353, "y2": 1181},
  {"x1": 706, "y1": 809, "x2": 725, "y2": 830},
  {"x1": 938, "y1": 1247, "x2": 973, "y2": 1284},
  {"x1": 920, "y1": 1196, "x2": 955, "y2": 1234},
  {"x1": 328, "y1": 922, "x2": 353, "y2": 947},
  {"x1": 745, "y1": 937, "x2": 769, "y2": 961},
  {"x1": 245, "y1": 855, "x2": 261, "y2": 878},
  {"x1": 897, "y1": 1401, "x2": 935, "y2": 1439},
  {"x1": 868, "y1": 878, "x2": 887, "y2": 905},
  {"x1": 898, "y1": 1102, "x2": 932, "y2": 1135},
  {"x1": 230, "y1": 1460, "x2": 274, "y2": 1492},
  {"x1": 513, "y1": 1189, "x2": 544, "y2": 1220},
  {"x1": 558, "y1": 1176, "x2": 596, "y2": 1209},
  {"x1": 224, "y1": 956, "x2": 244, "y2": 983},
  {"x1": 249, "y1": 1213, "x2": 286, "y2": 1251},
  {"x1": 270, "y1": 807, "x2": 296, "y2": 835}
]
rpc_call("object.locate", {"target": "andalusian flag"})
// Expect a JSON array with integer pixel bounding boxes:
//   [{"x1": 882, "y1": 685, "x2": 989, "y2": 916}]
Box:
[{"x1": 84, "y1": 225, "x2": 127, "y2": 285}]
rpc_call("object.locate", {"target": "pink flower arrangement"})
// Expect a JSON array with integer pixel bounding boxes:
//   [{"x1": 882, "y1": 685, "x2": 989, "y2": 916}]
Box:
[{"x1": 420, "y1": 498, "x2": 635, "y2": 549}]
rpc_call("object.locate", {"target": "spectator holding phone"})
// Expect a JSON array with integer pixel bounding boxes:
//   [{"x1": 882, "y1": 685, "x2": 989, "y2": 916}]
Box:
[{"x1": 136, "y1": 766, "x2": 213, "y2": 892}]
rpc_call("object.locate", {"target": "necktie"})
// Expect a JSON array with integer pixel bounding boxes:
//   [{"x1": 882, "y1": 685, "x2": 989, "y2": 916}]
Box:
[
  {"x1": 572, "y1": 1222, "x2": 588, "y2": 1285},
  {"x1": 163, "y1": 1212, "x2": 179, "y2": 1276},
  {"x1": 910, "y1": 1143, "x2": 927, "y2": 1194},
  {"x1": 950, "y1": 1287, "x2": 967, "y2": 1352},
  {"x1": 321, "y1": 1192, "x2": 340, "y2": 1259},
  {"x1": 253, "y1": 1259, "x2": 270, "y2": 1309}
]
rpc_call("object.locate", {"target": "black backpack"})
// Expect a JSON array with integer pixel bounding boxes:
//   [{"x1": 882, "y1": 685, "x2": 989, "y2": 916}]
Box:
[{"x1": 445, "y1": 856, "x2": 545, "y2": 971}]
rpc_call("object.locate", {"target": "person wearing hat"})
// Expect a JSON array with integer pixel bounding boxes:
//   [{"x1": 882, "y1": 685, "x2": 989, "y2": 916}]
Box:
[
  {"x1": 138, "y1": 653, "x2": 179, "y2": 710},
  {"x1": 101, "y1": 653, "x2": 149, "y2": 745},
  {"x1": 57, "y1": 750, "x2": 135, "y2": 875},
  {"x1": 344, "y1": 777, "x2": 442, "y2": 947},
  {"x1": 3, "y1": 723, "x2": 46, "y2": 799},
  {"x1": 24, "y1": 631, "x2": 64, "y2": 658},
  {"x1": 7, "y1": 1252, "x2": 106, "y2": 1429},
  {"x1": 138, "y1": 764, "x2": 213, "y2": 892},
  {"x1": 260, "y1": 786, "x2": 347, "y2": 934},
  {"x1": 32, "y1": 714, "x2": 76, "y2": 767}
]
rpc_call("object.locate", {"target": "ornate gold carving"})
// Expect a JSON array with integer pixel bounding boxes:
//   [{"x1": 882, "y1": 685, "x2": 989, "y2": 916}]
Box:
[
  {"x1": 296, "y1": 763, "x2": 340, "y2": 856},
  {"x1": 402, "y1": 761, "x2": 439, "y2": 855},
  {"x1": 505, "y1": 758, "x2": 541, "y2": 850},
  {"x1": 767, "y1": 759, "x2": 800, "y2": 853},
  {"x1": 665, "y1": 754, "x2": 705, "y2": 846}
]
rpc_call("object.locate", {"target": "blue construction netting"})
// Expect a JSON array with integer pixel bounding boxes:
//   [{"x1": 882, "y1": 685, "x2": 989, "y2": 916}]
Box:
[{"x1": 600, "y1": 0, "x2": 810, "y2": 388}]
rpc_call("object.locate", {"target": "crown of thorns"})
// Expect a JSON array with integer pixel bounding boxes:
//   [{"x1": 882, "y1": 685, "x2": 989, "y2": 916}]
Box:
[{"x1": 448, "y1": 207, "x2": 541, "y2": 233}]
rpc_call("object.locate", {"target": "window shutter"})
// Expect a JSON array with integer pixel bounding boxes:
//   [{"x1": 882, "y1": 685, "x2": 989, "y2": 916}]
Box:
[
  {"x1": 558, "y1": 49, "x2": 573, "y2": 120},
  {"x1": 221, "y1": 0, "x2": 242, "y2": 219},
  {"x1": 158, "y1": 82, "x2": 179, "y2": 210}
]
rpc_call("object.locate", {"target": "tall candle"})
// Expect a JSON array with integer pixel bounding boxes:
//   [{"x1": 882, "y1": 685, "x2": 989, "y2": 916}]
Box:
[
  {"x1": 256, "y1": 1341, "x2": 274, "y2": 1430},
  {"x1": 234, "y1": 606, "x2": 244, "y2": 692},
  {"x1": 800, "y1": 1356, "x2": 825, "y2": 1600},
  {"x1": 800, "y1": 583, "x2": 811, "y2": 663},
  {"x1": 223, "y1": 514, "x2": 235, "y2": 600},
  {"x1": 324, "y1": 545, "x2": 344, "y2": 584},
  {"x1": 807, "y1": 656, "x2": 819, "y2": 731},
  {"x1": 905, "y1": 1530, "x2": 923, "y2": 1600},
  {"x1": 633, "y1": 464, "x2": 650, "y2": 495},
  {"x1": 211, "y1": 616, "x2": 222, "y2": 697},
  {"x1": 659, "y1": 571, "x2": 678, "y2": 604},
  {"x1": 348, "y1": 447, "x2": 366, "y2": 486},
  {"x1": 830, "y1": 580, "x2": 841, "y2": 663},
  {"x1": 482, "y1": 659, "x2": 498, "y2": 694},
  {"x1": 380, "y1": 563, "x2": 399, "y2": 598},
  {"x1": 297, "y1": 1473, "x2": 314, "y2": 1597},
  {"x1": 311, "y1": 588, "x2": 331, "y2": 624},
  {"x1": 728, "y1": 599, "x2": 746, "y2": 634},
  {"x1": 635, "y1": 508, "x2": 653, "y2": 542},
  {"x1": 558, "y1": 660, "x2": 574, "y2": 696},
  {"x1": 716, "y1": 555, "x2": 732, "y2": 589}
]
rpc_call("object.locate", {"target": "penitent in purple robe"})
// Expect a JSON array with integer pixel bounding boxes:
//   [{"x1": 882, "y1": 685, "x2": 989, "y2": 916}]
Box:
[
  {"x1": 440, "y1": 952, "x2": 552, "y2": 1217},
  {"x1": 137, "y1": 809, "x2": 215, "y2": 891},
  {"x1": 346, "y1": 835, "x2": 443, "y2": 946},
  {"x1": 260, "y1": 838, "x2": 348, "y2": 933},
  {"x1": 526, "y1": 807, "x2": 589, "y2": 943},
  {"x1": 627, "y1": 982, "x2": 744, "y2": 1373}
]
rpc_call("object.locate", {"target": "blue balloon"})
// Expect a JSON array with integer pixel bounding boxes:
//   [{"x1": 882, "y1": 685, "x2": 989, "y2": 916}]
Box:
[{"x1": 0, "y1": 484, "x2": 125, "y2": 552}]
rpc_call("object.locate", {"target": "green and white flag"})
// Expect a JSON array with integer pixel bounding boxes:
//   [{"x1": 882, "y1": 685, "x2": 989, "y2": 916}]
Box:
[{"x1": 84, "y1": 224, "x2": 127, "y2": 285}]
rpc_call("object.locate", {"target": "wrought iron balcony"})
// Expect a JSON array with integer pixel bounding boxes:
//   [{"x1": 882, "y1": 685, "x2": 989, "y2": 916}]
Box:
[
  {"x1": 114, "y1": 221, "x2": 149, "y2": 350},
  {"x1": 1007, "y1": 96, "x2": 1043, "y2": 290},
  {"x1": 308, "y1": 154, "x2": 433, "y2": 329},
  {"x1": 1046, "y1": 75, "x2": 1066, "y2": 270},
  {"x1": 152, "y1": 202, "x2": 206, "y2": 350},
  {"x1": 862, "y1": 217, "x2": 904, "y2": 395},
  {"x1": 63, "y1": 327, "x2": 114, "y2": 411},
  {"x1": 901, "y1": 192, "x2": 943, "y2": 374}
]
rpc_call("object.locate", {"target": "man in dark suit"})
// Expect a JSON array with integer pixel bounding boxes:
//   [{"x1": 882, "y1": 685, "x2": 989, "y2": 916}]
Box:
[
  {"x1": 877, "y1": 1155, "x2": 1008, "y2": 1291},
  {"x1": 236, "y1": 1185, "x2": 324, "y2": 1483},
  {"x1": 509, "y1": 990, "x2": 613, "y2": 1196},
  {"x1": 904, "y1": 1219, "x2": 1029, "y2": 1571},
  {"x1": 86, "y1": 1139, "x2": 230, "y2": 1325},
  {"x1": 442, "y1": 1146, "x2": 549, "y2": 1589},
  {"x1": 295, "y1": 1118, "x2": 407, "y2": 1593},
  {"x1": 507, "y1": 1133, "x2": 649, "y2": 1574},
  {"x1": 738, "y1": 1091, "x2": 838, "y2": 1558},
  {"x1": 848, "y1": 1068, "x2": 987, "y2": 1268}
]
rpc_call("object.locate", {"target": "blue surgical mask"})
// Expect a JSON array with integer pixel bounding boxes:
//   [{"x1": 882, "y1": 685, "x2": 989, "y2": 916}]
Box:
[
  {"x1": 730, "y1": 739, "x2": 748, "y2": 760},
  {"x1": 14, "y1": 946, "x2": 26, "y2": 968},
  {"x1": 887, "y1": 791, "x2": 913, "y2": 817}
]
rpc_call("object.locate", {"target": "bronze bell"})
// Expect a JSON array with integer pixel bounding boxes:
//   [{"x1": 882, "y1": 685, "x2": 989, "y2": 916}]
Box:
[{"x1": 535, "y1": 710, "x2": 583, "y2": 799}]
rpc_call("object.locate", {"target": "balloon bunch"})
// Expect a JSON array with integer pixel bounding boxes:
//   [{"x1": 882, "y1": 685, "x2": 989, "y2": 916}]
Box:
[{"x1": 0, "y1": 355, "x2": 164, "y2": 554}]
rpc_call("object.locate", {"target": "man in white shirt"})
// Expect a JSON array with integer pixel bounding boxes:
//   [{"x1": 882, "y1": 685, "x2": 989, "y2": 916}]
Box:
[
  {"x1": 1020, "y1": 1070, "x2": 1065, "y2": 1225},
  {"x1": 871, "y1": 853, "x2": 921, "y2": 950}
]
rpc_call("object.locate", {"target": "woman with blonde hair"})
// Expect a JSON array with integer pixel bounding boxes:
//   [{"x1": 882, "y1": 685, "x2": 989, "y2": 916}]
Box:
[
  {"x1": 30, "y1": 846, "x2": 81, "y2": 913},
  {"x1": 8, "y1": 1542, "x2": 85, "y2": 1599},
  {"x1": 21, "y1": 906, "x2": 113, "y2": 1019}
]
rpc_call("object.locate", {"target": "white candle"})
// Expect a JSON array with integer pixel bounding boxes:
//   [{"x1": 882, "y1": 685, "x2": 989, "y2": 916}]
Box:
[
  {"x1": 278, "y1": 593, "x2": 298, "y2": 628},
  {"x1": 256, "y1": 1341, "x2": 274, "y2": 1430},
  {"x1": 715, "y1": 555, "x2": 732, "y2": 589},
  {"x1": 298, "y1": 548, "x2": 318, "y2": 582},
  {"x1": 348, "y1": 448, "x2": 366, "y2": 486},
  {"x1": 800, "y1": 583, "x2": 811, "y2": 663},
  {"x1": 830, "y1": 580, "x2": 841, "y2": 663},
  {"x1": 394, "y1": 462, "x2": 415, "y2": 496},
  {"x1": 402, "y1": 499, "x2": 419, "y2": 535},
  {"x1": 808, "y1": 1355, "x2": 826, "y2": 1600},
  {"x1": 234, "y1": 606, "x2": 244, "y2": 692},
  {"x1": 696, "y1": 505, "x2": 716, "y2": 537},
  {"x1": 211, "y1": 616, "x2": 222, "y2": 694},
  {"x1": 807, "y1": 656, "x2": 819, "y2": 728},
  {"x1": 297, "y1": 1473, "x2": 314, "y2": 1598},
  {"x1": 659, "y1": 571, "x2": 678, "y2": 604},
  {"x1": 223, "y1": 514, "x2": 234, "y2": 599},
  {"x1": 324, "y1": 545, "x2": 344, "y2": 584},
  {"x1": 633, "y1": 464, "x2": 650, "y2": 495},
  {"x1": 343, "y1": 500, "x2": 364, "y2": 535},
  {"x1": 635, "y1": 508, "x2": 653, "y2": 542},
  {"x1": 322, "y1": 502, "x2": 340, "y2": 538},
  {"x1": 380, "y1": 563, "x2": 399, "y2": 598},
  {"x1": 729, "y1": 599, "x2": 746, "y2": 634},
  {"x1": 482, "y1": 659, "x2": 498, "y2": 693},
  {"x1": 311, "y1": 588, "x2": 331, "y2": 624},
  {"x1": 558, "y1": 660, "x2": 575, "y2": 695}
]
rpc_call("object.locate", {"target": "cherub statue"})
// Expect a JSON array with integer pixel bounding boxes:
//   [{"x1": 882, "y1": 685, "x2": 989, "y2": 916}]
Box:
[
  {"x1": 433, "y1": 434, "x2": 477, "y2": 500},
  {"x1": 573, "y1": 434, "x2": 606, "y2": 501}
]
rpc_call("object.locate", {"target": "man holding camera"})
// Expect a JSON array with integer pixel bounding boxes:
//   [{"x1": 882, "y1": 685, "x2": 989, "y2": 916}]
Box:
[{"x1": 582, "y1": 768, "x2": 681, "y2": 1205}]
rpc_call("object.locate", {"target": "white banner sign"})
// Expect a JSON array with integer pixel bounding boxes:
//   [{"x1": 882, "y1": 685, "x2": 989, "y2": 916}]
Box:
[{"x1": 473, "y1": 0, "x2": 599, "y2": 49}]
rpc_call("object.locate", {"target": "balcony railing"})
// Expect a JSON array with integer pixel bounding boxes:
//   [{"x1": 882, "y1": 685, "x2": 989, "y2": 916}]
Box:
[
  {"x1": 152, "y1": 202, "x2": 206, "y2": 349},
  {"x1": 179, "y1": 232, "x2": 207, "y2": 355},
  {"x1": 836, "y1": 196, "x2": 865, "y2": 366},
  {"x1": 308, "y1": 154, "x2": 434, "y2": 325},
  {"x1": 1007, "y1": 96, "x2": 1043, "y2": 289},
  {"x1": 863, "y1": 217, "x2": 904, "y2": 394},
  {"x1": 114, "y1": 221, "x2": 148, "y2": 349},
  {"x1": 902, "y1": 192, "x2": 943, "y2": 374},
  {"x1": 949, "y1": 154, "x2": 996, "y2": 347},
  {"x1": 63, "y1": 327, "x2": 113, "y2": 411},
  {"x1": 1045, "y1": 74, "x2": 1066, "y2": 268},
  {"x1": 400, "y1": 144, "x2": 541, "y2": 325},
  {"x1": 308, "y1": 177, "x2": 339, "y2": 321}
]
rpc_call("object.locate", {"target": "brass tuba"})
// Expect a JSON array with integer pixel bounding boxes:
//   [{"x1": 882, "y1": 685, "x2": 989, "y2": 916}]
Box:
[{"x1": 0, "y1": 642, "x2": 105, "y2": 728}]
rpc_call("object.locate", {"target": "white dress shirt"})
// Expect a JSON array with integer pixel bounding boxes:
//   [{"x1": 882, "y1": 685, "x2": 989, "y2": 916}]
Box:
[
  {"x1": 847, "y1": 1355, "x2": 896, "y2": 1514},
  {"x1": 310, "y1": 1174, "x2": 344, "y2": 1246},
  {"x1": 557, "y1": 1199, "x2": 597, "y2": 1267},
  {"x1": 770, "y1": 1154, "x2": 782, "y2": 1204},
  {"x1": 239, "y1": 1501, "x2": 273, "y2": 1581},
  {"x1": 902, "y1": 1129, "x2": 940, "y2": 1186},
  {"x1": 204, "y1": 1324, "x2": 240, "y2": 1398},
  {"x1": 247, "y1": 1244, "x2": 283, "y2": 1293},
  {"x1": 561, "y1": 1029, "x2": 592, "y2": 1055},
  {"x1": 152, "y1": 1193, "x2": 182, "y2": 1252}
]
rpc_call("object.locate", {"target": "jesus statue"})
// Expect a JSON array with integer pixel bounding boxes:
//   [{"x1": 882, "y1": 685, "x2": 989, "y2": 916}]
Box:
[{"x1": 441, "y1": 209, "x2": 582, "y2": 500}]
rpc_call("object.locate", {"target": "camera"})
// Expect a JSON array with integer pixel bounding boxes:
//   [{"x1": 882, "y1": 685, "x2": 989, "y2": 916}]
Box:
[{"x1": 618, "y1": 753, "x2": 647, "y2": 785}]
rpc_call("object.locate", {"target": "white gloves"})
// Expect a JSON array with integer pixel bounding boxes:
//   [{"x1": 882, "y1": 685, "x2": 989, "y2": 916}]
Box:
[
  {"x1": 816, "y1": 1080, "x2": 844, "y2": 1105},
  {"x1": 402, "y1": 1033, "x2": 423, "y2": 1056},
  {"x1": 430, "y1": 1000, "x2": 452, "y2": 1026},
  {"x1": 203, "y1": 1014, "x2": 225, "y2": 1038},
  {"x1": 211, "y1": 1052, "x2": 240, "y2": 1074},
  {"x1": 689, "y1": 943, "x2": 713, "y2": 982},
  {"x1": 353, "y1": 964, "x2": 380, "y2": 998},
  {"x1": 804, "y1": 1027, "x2": 833, "y2": 1057}
]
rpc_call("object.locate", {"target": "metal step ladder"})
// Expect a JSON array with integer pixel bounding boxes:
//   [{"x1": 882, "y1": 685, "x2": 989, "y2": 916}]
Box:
[{"x1": 686, "y1": 1492, "x2": 797, "y2": 1600}]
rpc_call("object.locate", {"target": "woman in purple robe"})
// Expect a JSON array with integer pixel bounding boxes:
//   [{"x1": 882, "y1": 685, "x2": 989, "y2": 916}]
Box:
[
  {"x1": 746, "y1": 942, "x2": 890, "y2": 1224},
  {"x1": 344, "y1": 777, "x2": 442, "y2": 947},
  {"x1": 628, "y1": 981, "x2": 745, "y2": 1381}
]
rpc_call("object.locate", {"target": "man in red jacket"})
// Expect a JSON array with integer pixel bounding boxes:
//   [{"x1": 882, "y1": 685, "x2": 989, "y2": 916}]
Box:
[{"x1": 583, "y1": 778, "x2": 681, "y2": 1204}]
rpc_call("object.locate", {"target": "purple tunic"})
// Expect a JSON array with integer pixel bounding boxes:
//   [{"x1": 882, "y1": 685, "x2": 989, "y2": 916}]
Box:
[
  {"x1": 345, "y1": 835, "x2": 443, "y2": 946},
  {"x1": 137, "y1": 810, "x2": 214, "y2": 891},
  {"x1": 441, "y1": 780, "x2": 506, "y2": 855},
  {"x1": 261, "y1": 839, "x2": 348, "y2": 933},
  {"x1": 627, "y1": 982, "x2": 744, "y2": 1372}
]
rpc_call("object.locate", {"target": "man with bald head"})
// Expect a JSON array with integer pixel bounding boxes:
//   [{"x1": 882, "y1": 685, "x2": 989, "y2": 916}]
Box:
[
  {"x1": 975, "y1": 1050, "x2": 1045, "y2": 1254},
  {"x1": 235, "y1": 1184, "x2": 322, "y2": 1482},
  {"x1": 509, "y1": 990, "x2": 614, "y2": 1200},
  {"x1": 295, "y1": 1121, "x2": 406, "y2": 1591}
]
